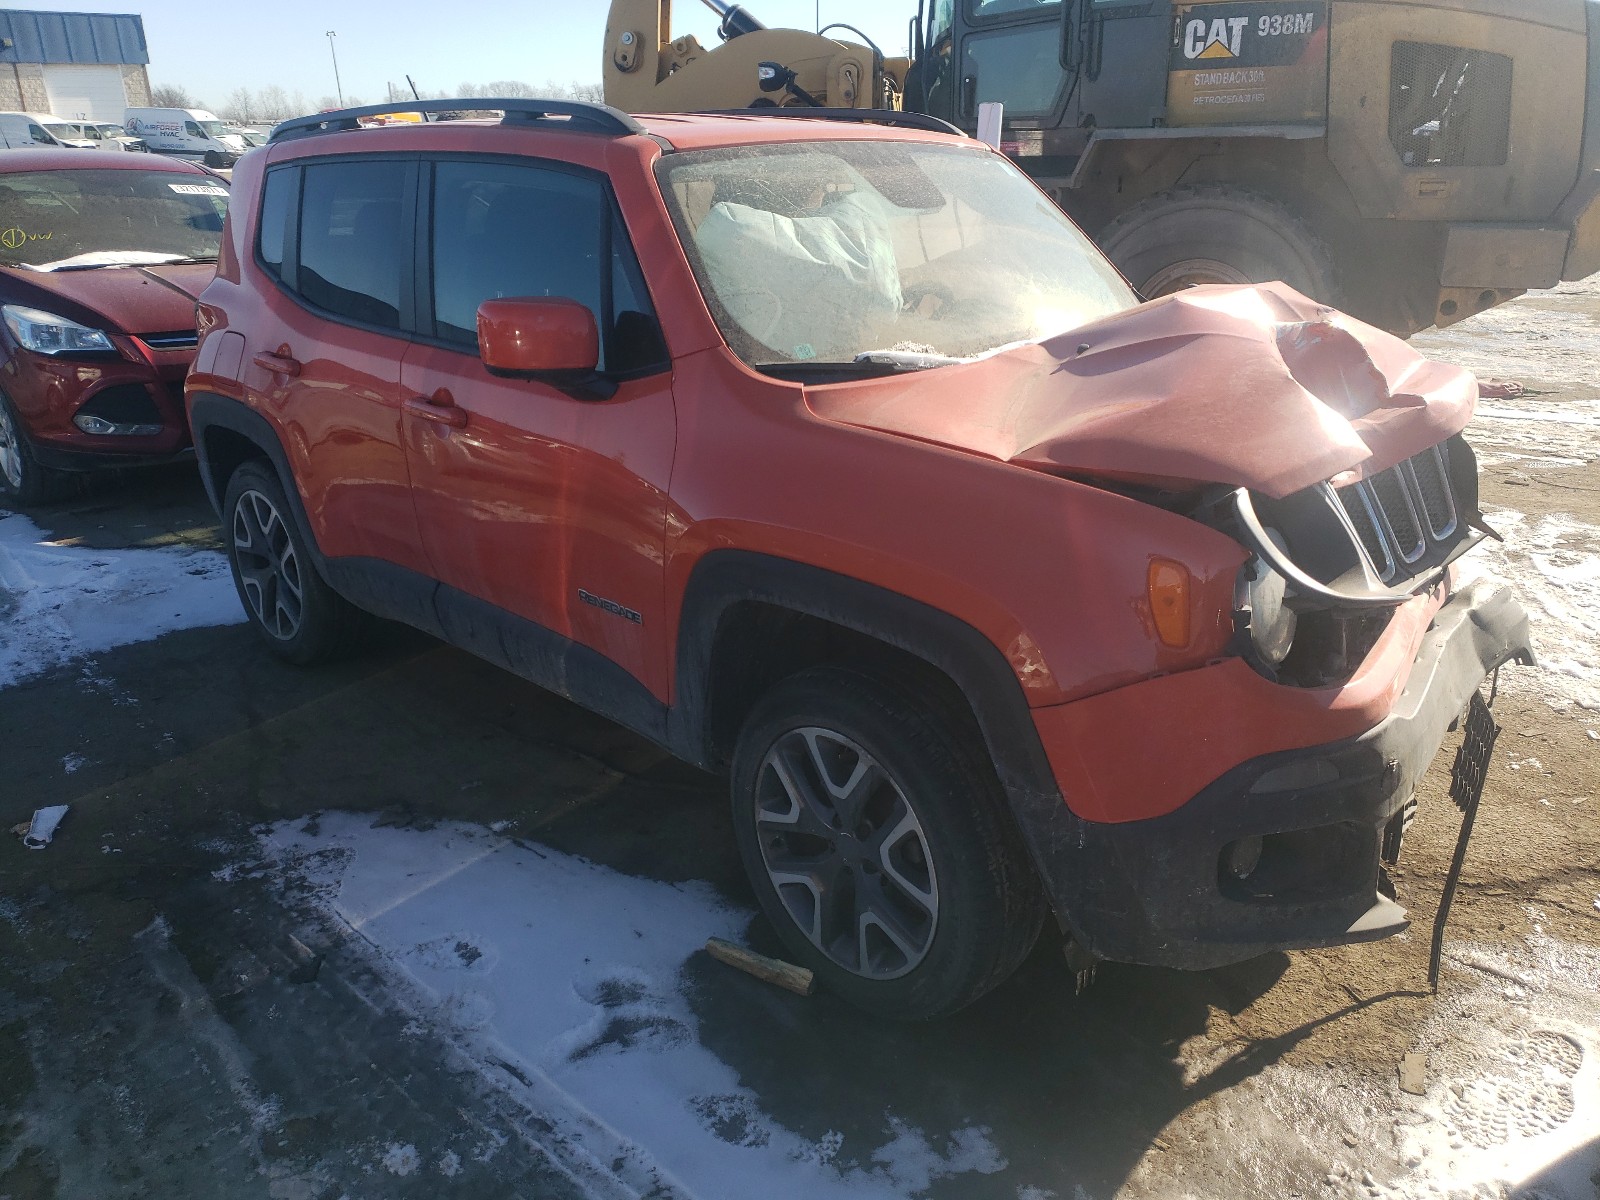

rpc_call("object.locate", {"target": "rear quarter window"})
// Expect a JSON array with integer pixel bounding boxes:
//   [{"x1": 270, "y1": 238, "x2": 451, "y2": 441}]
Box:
[{"x1": 257, "y1": 168, "x2": 294, "y2": 278}]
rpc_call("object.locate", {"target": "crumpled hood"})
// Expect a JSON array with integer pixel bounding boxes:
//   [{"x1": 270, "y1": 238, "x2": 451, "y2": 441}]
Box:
[
  {"x1": 804, "y1": 282, "x2": 1478, "y2": 499},
  {"x1": 2, "y1": 262, "x2": 212, "y2": 337}
]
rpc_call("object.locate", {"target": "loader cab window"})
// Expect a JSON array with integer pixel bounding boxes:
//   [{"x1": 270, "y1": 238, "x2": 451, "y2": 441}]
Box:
[
  {"x1": 968, "y1": 0, "x2": 1060, "y2": 18},
  {"x1": 960, "y1": 18, "x2": 1070, "y2": 118},
  {"x1": 918, "y1": 0, "x2": 959, "y2": 118}
]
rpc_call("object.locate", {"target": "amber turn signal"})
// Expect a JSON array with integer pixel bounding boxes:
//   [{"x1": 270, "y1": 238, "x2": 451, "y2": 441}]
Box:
[{"x1": 1147, "y1": 558, "x2": 1191, "y2": 648}]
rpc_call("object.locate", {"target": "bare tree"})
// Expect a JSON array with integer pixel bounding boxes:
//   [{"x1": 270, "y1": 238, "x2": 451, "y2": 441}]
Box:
[
  {"x1": 257, "y1": 86, "x2": 291, "y2": 122},
  {"x1": 316, "y1": 95, "x2": 341, "y2": 112},
  {"x1": 221, "y1": 87, "x2": 255, "y2": 123},
  {"x1": 484, "y1": 80, "x2": 537, "y2": 98},
  {"x1": 150, "y1": 83, "x2": 194, "y2": 108}
]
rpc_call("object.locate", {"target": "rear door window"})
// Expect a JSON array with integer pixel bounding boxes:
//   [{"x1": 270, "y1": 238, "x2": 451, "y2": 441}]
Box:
[
  {"x1": 297, "y1": 160, "x2": 410, "y2": 329},
  {"x1": 428, "y1": 159, "x2": 666, "y2": 374}
]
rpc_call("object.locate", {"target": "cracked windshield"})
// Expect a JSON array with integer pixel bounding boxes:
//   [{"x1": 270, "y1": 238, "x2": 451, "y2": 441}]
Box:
[
  {"x1": 657, "y1": 139, "x2": 1134, "y2": 370},
  {"x1": 0, "y1": 169, "x2": 226, "y2": 272}
]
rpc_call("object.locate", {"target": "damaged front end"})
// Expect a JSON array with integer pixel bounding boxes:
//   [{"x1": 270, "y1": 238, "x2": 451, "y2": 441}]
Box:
[
  {"x1": 1202, "y1": 432, "x2": 1493, "y2": 688},
  {"x1": 940, "y1": 285, "x2": 1540, "y2": 969}
]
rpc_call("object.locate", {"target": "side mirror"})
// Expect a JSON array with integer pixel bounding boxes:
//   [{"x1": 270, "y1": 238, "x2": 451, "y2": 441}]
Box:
[{"x1": 477, "y1": 297, "x2": 615, "y2": 398}]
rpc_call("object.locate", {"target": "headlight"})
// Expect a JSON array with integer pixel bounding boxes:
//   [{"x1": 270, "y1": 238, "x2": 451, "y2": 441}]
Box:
[
  {"x1": 2, "y1": 305, "x2": 115, "y2": 355},
  {"x1": 1238, "y1": 530, "x2": 1298, "y2": 667}
]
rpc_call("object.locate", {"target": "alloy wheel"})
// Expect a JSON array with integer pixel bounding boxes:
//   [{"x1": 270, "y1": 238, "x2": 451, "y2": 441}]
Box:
[
  {"x1": 232, "y1": 489, "x2": 303, "y2": 640},
  {"x1": 0, "y1": 402, "x2": 23, "y2": 490},
  {"x1": 754, "y1": 726, "x2": 939, "y2": 980}
]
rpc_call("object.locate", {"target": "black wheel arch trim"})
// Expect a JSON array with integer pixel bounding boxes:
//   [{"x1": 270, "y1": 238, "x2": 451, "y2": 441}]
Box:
[
  {"x1": 668, "y1": 550, "x2": 1092, "y2": 940},
  {"x1": 191, "y1": 391, "x2": 447, "y2": 636},
  {"x1": 191, "y1": 392, "x2": 319, "y2": 561}
]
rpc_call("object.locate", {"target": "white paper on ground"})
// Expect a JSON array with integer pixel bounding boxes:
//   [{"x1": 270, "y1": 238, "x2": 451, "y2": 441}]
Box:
[{"x1": 23, "y1": 804, "x2": 69, "y2": 849}]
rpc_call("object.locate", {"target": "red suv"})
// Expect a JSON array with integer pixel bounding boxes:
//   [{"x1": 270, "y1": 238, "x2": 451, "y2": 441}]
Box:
[
  {"x1": 188, "y1": 100, "x2": 1533, "y2": 1018},
  {"x1": 0, "y1": 150, "x2": 226, "y2": 505}
]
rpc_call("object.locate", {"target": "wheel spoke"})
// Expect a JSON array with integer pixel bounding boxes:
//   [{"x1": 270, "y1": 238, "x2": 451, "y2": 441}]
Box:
[
  {"x1": 769, "y1": 856, "x2": 852, "y2": 946},
  {"x1": 856, "y1": 880, "x2": 928, "y2": 976},
  {"x1": 753, "y1": 725, "x2": 939, "y2": 981},
  {"x1": 870, "y1": 803, "x2": 937, "y2": 915},
  {"x1": 801, "y1": 728, "x2": 880, "y2": 828},
  {"x1": 0, "y1": 406, "x2": 22, "y2": 490},
  {"x1": 760, "y1": 741, "x2": 838, "y2": 840},
  {"x1": 231, "y1": 489, "x2": 301, "y2": 641}
]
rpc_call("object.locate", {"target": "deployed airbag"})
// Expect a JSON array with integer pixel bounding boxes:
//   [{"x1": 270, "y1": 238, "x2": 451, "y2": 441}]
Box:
[{"x1": 695, "y1": 192, "x2": 903, "y2": 361}]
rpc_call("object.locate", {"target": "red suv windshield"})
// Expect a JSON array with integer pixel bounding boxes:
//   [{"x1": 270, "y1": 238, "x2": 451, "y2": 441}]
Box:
[
  {"x1": 656, "y1": 139, "x2": 1134, "y2": 367},
  {"x1": 0, "y1": 169, "x2": 228, "y2": 271}
]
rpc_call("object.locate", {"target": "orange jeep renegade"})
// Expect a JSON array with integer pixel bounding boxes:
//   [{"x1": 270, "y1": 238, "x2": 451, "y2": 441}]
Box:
[{"x1": 188, "y1": 100, "x2": 1533, "y2": 1018}]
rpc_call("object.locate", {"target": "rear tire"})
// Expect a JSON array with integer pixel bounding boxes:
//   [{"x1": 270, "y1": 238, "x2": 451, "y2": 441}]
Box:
[
  {"x1": 1099, "y1": 184, "x2": 1341, "y2": 306},
  {"x1": 0, "y1": 390, "x2": 66, "y2": 509},
  {"x1": 730, "y1": 665, "x2": 1045, "y2": 1020},
  {"x1": 222, "y1": 460, "x2": 373, "y2": 664}
]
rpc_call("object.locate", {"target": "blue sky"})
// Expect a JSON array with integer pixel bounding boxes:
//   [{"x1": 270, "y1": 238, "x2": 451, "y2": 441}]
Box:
[{"x1": 30, "y1": 1, "x2": 917, "y2": 109}]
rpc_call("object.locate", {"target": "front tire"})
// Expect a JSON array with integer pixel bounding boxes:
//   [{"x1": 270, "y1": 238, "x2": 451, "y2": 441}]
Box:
[
  {"x1": 730, "y1": 666, "x2": 1044, "y2": 1019},
  {"x1": 0, "y1": 391, "x2": 65, "y2": 508},
  {"x1": 222, "y1": 460, "x2": 371, "y2": 664},
  {"x1": 1099, "y1": 184, "x2": 1341, "y2": 306}
]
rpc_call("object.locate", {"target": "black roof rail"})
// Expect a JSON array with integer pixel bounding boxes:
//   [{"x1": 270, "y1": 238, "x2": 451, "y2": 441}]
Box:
[
  {"x1": 270, "y1": 98, "x2": 646, "y2": 143},
  {"x1": 695, "y1": 108, "x2": 966, "y2": 137}
]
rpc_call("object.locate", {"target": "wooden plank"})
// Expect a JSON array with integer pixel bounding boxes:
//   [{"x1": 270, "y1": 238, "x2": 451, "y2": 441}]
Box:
[{"x1": 704, "y1": 937, "x2": 815, "y2": 997}]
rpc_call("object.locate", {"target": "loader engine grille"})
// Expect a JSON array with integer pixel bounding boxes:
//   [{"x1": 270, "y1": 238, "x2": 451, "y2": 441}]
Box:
[
  {"x1": 1389, "y1": 41, "x2": 1512, "y2": 168},
  {"x1": 1334, "y1": 444, "x2": 1459, "y2": 585}
]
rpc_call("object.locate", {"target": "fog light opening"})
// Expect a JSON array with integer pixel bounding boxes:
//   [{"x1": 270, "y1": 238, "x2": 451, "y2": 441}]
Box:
[
  {"x1": 1223, "y1": 835, "x2": 1264, "y2": 881},
  {"x1": 73, "y1": 413, "x2": 163, "y2": 437}
]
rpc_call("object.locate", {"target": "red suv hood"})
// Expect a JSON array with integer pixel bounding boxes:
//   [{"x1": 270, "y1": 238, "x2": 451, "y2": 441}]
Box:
[
  {"x1": 804, "y1": 283, "x2": 1477, "y2": 499},
  {"x1": 6, "y1": 262, "x2": 212, "y2": 336}
]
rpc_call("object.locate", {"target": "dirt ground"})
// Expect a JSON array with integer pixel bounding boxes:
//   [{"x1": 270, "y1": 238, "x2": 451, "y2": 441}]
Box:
[{"x1": 2, "y1": 284, "x2": 1598, "y2": 1199}]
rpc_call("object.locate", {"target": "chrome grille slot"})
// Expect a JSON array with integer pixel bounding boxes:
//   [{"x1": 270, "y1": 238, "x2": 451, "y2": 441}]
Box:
[
  {"x1": 1335, "y1": 443, "x2": 1461, "y2": 585},
  {"x1": 1339, "y1": 486, "x2": 1395, "y2": 582},
  {"x1": 1370, "y1": 469, "x2": 1426, "y2": 564},
  {"x1": 1408, "y1": 445, "x2": 1457, "y2": 538}
]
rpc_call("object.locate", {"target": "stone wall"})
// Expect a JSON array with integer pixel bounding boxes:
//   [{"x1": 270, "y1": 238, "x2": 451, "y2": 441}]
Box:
[
  {"x1": 12, "y1": 63, "x2": 49, "y2": 112},
  {"x1": 120, "y1": 65, "x2": 150, "y2": 109}
]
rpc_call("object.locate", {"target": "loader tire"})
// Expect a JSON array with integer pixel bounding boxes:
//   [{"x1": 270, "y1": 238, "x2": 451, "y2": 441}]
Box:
[{"x1": 1099, "y1": 184, "x2": 1341, "y2": 307}]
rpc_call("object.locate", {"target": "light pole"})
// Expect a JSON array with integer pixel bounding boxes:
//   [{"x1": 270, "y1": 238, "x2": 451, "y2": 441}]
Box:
[{"x1": 325, "y1": 30, "x2": 343, "y2": 107}]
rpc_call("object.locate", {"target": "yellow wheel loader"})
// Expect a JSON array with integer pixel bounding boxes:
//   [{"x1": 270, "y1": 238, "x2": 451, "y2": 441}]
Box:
[{"x1": 604, "y1": 0, "x2": 1600, "y2": 334}]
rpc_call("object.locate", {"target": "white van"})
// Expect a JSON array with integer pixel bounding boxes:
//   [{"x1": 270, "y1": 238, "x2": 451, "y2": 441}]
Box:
[
  {"x1": 123, "y1": 108, "x2": 245, "y2": 165},
  {"x1": 0, "y1": 112, "x2": 80, "y2": 149},
  {"x1": 53, "y1": 120, "x2": 144, "y2": 152}
]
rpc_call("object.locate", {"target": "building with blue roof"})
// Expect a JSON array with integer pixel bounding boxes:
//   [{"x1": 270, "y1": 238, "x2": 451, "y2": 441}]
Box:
[{"x1": 0, "y1": 9, "x2": 150, "y2": 122}]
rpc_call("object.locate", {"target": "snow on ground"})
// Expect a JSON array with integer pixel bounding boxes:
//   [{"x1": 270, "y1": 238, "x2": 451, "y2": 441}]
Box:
[
  {"x1": 1268, "y1": 931, "x2": 1600, "y2": 1200},
  {"x1": 1470, "y1": 399, "x2": 1600, "y2": 471},
  {"x1": 1413, "y1": 277, "x2": 1600, "y2": 392},
  {"x1": 254, "y1": 815, "x2": 1600, "y2": 1200},
  {"x1": 1456, "y1": 508, "x2": 1600, "y2": 717},
  {"x1": 0, "y1": 511, "x2": 242, "y2": 688},
  {"x1": 258, "y1": 814, "x2": 1015, "y2": 1200}
]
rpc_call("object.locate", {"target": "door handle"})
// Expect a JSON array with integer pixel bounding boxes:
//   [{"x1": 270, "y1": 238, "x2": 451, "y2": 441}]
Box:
[
  {"x1": 405, "y1": 395, "x2": 468, "y2": 428},
  {"x1": 252, "y1": 348, "x2": 301, "y2": 376}
]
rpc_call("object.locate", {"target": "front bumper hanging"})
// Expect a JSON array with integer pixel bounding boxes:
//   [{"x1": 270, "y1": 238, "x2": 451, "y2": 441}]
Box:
[{"x1": 1035, "y1": 580, "x2": 1533, "y2": 970}]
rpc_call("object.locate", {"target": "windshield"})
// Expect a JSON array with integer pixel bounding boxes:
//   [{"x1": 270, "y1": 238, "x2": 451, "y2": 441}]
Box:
[
  {"x1": 199, "y1": 120, "x2": 228, "y2": 137},
  {"x1": 0, "y1": 169, "x2": 227, "y2": 270},
  {"x1": 42, "y1": 124, "x2": 83, "y2": 141},
  {"x1": 656, "y1": 140, "x2": 1134, "y2": 369}
]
